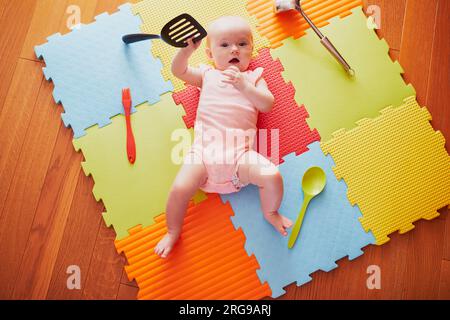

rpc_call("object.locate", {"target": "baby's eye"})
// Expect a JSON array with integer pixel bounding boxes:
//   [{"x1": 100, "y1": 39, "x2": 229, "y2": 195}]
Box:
[
  {"x1": 221, "y1": 43, "x2": 229, "y2": 48},
  {"x1": 239, "y1": 42, "x2": 248, "y2": 46}
]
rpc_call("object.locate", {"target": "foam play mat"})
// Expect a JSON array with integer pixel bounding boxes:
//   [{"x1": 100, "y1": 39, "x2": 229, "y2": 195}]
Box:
[
  {"x1": 132, "y1": 0, "x2": 270, "y2": 91},
  {"x1": 173, "y1": 48, "x2": 320, "y2": 165},
  {"x1": 115, "y1": 194, "x2": 272, "y2": 299},
  {"x1": 321, "y1": 96, "x2": 450, "y2": 245},
  {"x1": 221, "y1": 142, "x2": 375, "y2": 297},
  {"x1": 35, "y1": 3, "x2": 172, "y2": 138},
  {"x1": 271, "y1": 7, "x2": 416, "y2": 140},
  {"x1": 73, "y1": 94, "x2": 205, "y2": 240}
]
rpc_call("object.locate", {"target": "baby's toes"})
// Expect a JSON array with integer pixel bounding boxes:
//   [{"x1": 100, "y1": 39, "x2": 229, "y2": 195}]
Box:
[
  {"x1": 161, "y1": 246, "x2": 172, "y2": 259},
  {"x1": 275, "y1": 221, "x2": 288, "y2": 236},
  {"x1": 282, "y1": 216, "x2": 293, "y2": 229},
  {"x1": 154, "y1": 236, "x2": 167, "y2": 256}
]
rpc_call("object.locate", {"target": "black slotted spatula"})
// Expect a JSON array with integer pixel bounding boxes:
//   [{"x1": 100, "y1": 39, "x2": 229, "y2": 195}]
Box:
[{"x1": 122, "y1": 13, "x2": 207, "y2": 47}]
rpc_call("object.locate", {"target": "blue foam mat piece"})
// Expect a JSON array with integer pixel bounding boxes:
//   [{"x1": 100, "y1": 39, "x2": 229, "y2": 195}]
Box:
[
  {"x1": 221, "y1": 142, "x2": 376, "y2": 298},
  {"x1": 34, "y1": 3, "x2": 173, "y2": 138}
]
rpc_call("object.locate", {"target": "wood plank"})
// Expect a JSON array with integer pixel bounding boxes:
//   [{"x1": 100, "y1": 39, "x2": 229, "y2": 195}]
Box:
[
  {"x1": 425, "y1": 0, "x2": 450, "y2": 142},
  {"x1": 21, "y1": 0, "x2": 98, "y2": 61},
  {"x1": 306, "y1": 248, "x2": 375, "y2": 299},
  {"x1": 0, "y1": 0, "x2": 37, "y2": 114},
  {"x1": 399, "y1": 0, "x2": 439, "y2": 104},
  {"x1": 0, "y1": 59, "x2": 43, "y2": 221},
  {"x1": 389, "y1": 49, "x2": 401, "y2": 70},
  {"x1": 299, "y1": 233, "x2": 411, "y2": 299},
  {"x1": 0, "y1": 60, "x2": 44, "y2": 299},
  {"x1": 423, "y1": 0, "x2": 450, "y2": 239},
  {"x1": 117, "y1": 284, "x2": 138, "y2": 300},
  {"x1": 81, "y1": 224, "x2": 125, "y2": 299},
  {"x1": 0, "y1": 0, "x2": 8, "y2": 23},
  {"x1": 364, "y1": 232, "x2": 410, "y2": 299},
  {"x1": 46, "y1": 171, "x2": 103, "y2": 299},
  {"x1": 362, "y1": 0, "x2": 407, "y2": 51},
  {"x1": 439, "y1": 259, "x2": 450, "y2": 299},
  {"x1": 443, "y1": 210, "x2": 450, "y2": 261},
  {"x1": 402, "y1": 218, "x2": 445, "y2": 299},
  {"x1": 285, "y1": 240, "x2": 412, "y2": 300},
  {"x1": 284, "y1": 234, "x2": 412, "y2": 299},
  {"x1": 284, "y1": 285, "x2": 299, "y2": 300},
  {"x1": 269, "y1": 283, "x2": 298, "y2": 300},
  {"x1": 12, "y1": 125, "x2": 82, "y2": 299},
  {"x1": 121, "y1": 268, "x2": 138, "y2": 288},
  {"x1": 424, "y1": 2, "x2": 449, "y2": 258},
  {"x1": 398, "y1": 0, "x2": 447, "y2": 300},
  {"x1": 428, "y1": 2, "x2": 450, "y2": 265}
]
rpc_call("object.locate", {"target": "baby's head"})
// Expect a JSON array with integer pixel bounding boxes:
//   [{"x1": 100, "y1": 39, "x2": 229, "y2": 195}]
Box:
[{"x1": 205, "y1": 16, "x2": 254, "y2": 71}]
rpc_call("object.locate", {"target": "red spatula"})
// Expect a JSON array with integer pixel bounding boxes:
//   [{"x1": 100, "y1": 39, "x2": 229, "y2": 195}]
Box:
[{"x1": 122, "y1": 88, "x2": 136, "y2": 164}]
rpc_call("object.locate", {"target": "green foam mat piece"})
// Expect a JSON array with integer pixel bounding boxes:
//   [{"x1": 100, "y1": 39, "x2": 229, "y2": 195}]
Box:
[
  {"x1": 73, "y1": 93, "x2": 201, "y2": 240},
  {"x1": 271, "y1": 7, "x2": 415, "y2": 140}
]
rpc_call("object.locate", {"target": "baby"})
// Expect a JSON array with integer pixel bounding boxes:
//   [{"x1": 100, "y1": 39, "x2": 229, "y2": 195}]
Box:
[{"x1": 155, "y1": 16, "x2": 292, "y2": 258}]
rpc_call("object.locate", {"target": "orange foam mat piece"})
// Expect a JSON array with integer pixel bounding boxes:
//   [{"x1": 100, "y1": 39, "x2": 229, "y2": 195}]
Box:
[
  {"x1": 247, "y1": 0, "x2": 363, "y2": 48},
  {"x1": 115, "y1": 194, "x2": 272, "y2": 300}
]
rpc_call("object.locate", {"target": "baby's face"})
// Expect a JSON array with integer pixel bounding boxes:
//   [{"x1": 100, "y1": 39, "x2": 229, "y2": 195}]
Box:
[{"x1": 206, "y1": 17, "x2": 254, "y2": 71}]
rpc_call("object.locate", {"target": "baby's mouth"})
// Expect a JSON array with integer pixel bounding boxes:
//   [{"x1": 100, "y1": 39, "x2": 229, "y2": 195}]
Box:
[{"x1": 229, "y1": 58, "x2": 240, "y2": 64}]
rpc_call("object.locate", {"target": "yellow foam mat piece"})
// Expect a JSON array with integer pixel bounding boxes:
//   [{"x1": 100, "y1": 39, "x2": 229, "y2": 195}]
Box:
[
  {"x1": 132, "y1": 0, "x2": 270, "y2": 92},
  {"x1": 321, "y1": 96, "x2": 450, "y2": 245},
  {"x1": 73, "y1": 93, "x2": 205, "y2": 240},
  {"x1": 247, "y1": 0, "x2": 363, "y2": 48}
]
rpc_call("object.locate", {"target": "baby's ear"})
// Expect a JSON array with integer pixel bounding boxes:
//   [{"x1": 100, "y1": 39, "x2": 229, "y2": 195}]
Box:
[{"x1": 205, "y1": 47, "x2": 213, "y2": 60}]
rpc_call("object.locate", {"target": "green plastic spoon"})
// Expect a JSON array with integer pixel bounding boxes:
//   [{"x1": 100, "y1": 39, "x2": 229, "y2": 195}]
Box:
[{"x1": 288, "y1": 166, "x2": 327, "y2": 249}]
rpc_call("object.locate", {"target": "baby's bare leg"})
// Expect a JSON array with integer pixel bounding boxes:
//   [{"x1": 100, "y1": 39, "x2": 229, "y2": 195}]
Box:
[
  {"x1": 154, "y1": 159, "x2": 207, "y2": 258},
  {"x1": 237, "y1": 151, "x2": 292, "y2": 236}
]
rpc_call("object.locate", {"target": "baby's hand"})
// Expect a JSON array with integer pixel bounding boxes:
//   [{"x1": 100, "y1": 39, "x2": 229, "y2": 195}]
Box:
[
  {"x1": 221, "y1": 66, "x2": 250, "y2": 91},
  {"x1": 180, "y1": 37, "x2": 202, "y2": 56}
]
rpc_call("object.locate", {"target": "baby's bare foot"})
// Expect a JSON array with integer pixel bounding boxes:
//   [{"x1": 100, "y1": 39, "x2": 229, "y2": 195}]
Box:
[
  {"x1": 264, "y1": 211, "x2": 293, "y2": 236},
  {"x1": 154, "y1": 233, "x2": 179, "y2": 258}
]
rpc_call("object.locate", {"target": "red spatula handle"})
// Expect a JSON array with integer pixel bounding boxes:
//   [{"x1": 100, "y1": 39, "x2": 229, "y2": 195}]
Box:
[
  {"x1": 122, "y1": 88, "x2": 136, "y2": 164},
  {"x1": 125, "y1": 114, "x2": 136, "y2": 164}
]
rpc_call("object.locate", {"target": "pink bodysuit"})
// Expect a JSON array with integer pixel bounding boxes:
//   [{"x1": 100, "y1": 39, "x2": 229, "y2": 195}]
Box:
[{"x1": 185, "y1": 64, "x2": 265, "y2": 194}]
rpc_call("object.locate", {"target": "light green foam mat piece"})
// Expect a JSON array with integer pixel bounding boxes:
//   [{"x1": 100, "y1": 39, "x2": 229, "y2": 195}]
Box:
[
  {"x1": 271, "y1": 7, "x2": 415, "y2": 140},
  {"x1": 73, "y1": 93, "x2": 202, "y2": 240}
]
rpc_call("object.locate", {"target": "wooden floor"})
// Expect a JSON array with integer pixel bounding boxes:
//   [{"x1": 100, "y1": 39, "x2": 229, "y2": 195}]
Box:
[{"x1": 0, "y1": 0, "x2": 448, "y2": 300}]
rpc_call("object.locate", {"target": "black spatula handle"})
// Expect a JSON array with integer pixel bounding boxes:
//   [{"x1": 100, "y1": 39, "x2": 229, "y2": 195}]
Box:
[{"x1": 122, "y1": 34, "x2": 160, "y2": 44}]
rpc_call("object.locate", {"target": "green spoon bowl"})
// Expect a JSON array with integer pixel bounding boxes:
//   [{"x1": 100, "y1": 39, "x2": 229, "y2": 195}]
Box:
[{"x1": 302, "y1": 166, "x2": 327, "y2": 196}]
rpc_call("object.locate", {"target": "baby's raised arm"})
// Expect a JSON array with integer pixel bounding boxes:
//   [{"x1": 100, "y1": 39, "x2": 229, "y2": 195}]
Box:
[{"x1": 171, "y1": 38, "x2": 203, "y2": 88}]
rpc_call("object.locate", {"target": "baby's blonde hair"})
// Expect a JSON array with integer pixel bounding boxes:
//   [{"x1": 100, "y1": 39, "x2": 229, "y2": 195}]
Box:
[{"x1": 205, "y1": 16, "x2": 254, "y2": 49}]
